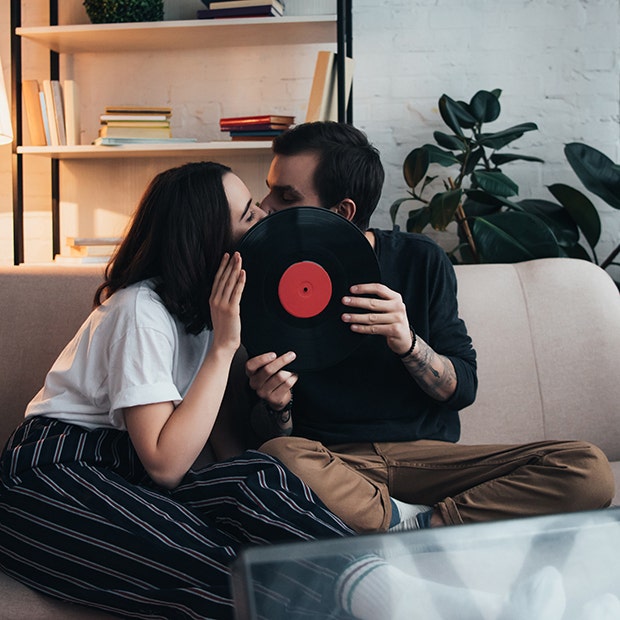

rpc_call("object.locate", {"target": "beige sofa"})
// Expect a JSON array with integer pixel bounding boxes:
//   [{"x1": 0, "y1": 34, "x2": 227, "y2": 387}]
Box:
[{"x1": 1, "y1": 258, "x2": 619, "y2": 619}]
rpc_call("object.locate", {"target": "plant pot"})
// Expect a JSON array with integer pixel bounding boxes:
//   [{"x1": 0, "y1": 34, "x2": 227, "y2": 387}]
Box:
[{"x1": 83, "y1": 0, "x2": 164, "y2": 24}]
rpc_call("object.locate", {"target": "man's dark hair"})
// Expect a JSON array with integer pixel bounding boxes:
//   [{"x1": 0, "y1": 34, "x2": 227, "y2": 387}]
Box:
[
  {"x1": 95, "y1": 161, "x2": 233, "y2": 334},
  {"x1": 272, "y1": 121, "x2": 385, "y2": 230}
]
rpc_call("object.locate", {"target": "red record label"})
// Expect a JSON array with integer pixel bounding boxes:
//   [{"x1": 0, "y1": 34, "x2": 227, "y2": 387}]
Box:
[{"x1": 278, "y1": 261, "x2": 332, "y2": 318}]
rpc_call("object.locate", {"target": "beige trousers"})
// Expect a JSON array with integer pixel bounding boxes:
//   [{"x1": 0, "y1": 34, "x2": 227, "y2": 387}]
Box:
[{"x1": 260, "y1": 436, "x2": 615, "y2": 533}]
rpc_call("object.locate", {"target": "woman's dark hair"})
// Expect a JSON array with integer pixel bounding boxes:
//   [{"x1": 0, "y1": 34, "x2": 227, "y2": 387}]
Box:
[
  {"x1": 94, "y1": 161, "x2": 233, "y2": 334},
  {"x1": 272, "y1": 121, "x2": 385, "y2": 230}
]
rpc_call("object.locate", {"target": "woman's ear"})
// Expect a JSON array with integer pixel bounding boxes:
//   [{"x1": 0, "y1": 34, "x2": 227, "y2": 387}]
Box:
[{"x1": 332, "y1": 199, "x2": 356, "y2": 222}]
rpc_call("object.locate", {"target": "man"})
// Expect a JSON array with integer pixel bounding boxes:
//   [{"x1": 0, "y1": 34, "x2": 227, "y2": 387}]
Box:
[{"x1": 246, "y1": 121, "x2": 614, "y2": 533}]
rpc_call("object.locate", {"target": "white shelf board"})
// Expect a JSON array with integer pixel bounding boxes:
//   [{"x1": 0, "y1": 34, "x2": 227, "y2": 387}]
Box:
[
  {"x1": 16, "y1": 16, "x2": 337, "y2": 53},
  {"x1": 17, "y1": 141, "x2": 274, "y2": 159}
]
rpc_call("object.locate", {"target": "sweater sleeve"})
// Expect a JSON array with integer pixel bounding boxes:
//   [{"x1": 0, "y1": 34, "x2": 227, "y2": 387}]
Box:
[{"x1": 423, "y1": 242, "x2": 478, "y2": 410}]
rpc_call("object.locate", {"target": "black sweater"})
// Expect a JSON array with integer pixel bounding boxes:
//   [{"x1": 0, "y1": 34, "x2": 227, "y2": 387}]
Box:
[{"x1": 292, "y1": 229, "x2": 477, "y2": 445}]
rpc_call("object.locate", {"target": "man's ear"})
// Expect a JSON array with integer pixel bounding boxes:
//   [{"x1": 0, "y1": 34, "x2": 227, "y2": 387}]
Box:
[{"x1": 332, "y1": 199, "x2": 356, "y2": 222}]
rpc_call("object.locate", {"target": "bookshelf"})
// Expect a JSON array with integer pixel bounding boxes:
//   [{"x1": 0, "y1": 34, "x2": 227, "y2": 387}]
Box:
[{"x1": 10, "y1": 2, "x2": 353, "y2": 264}]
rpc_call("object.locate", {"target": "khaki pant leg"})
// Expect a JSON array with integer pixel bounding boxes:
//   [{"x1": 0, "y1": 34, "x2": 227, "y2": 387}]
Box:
[{"x1": 260, "y1": 437, "x2": 392, "y2": 533}]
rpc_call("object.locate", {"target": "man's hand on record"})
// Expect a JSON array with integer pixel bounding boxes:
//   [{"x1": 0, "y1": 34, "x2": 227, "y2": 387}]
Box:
[{"x1": 341, "y1": 282, "x2": 413, "y2": 357}]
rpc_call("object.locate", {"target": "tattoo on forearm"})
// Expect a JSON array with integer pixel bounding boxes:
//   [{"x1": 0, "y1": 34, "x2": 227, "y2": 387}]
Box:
[{"x1": 402, "y1": 338, "x2": 457, "y2": 401}]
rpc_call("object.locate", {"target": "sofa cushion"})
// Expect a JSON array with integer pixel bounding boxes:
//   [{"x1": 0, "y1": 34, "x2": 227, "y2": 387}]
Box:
[{"x1": 456, "y1": 259, "x2": 620, "y2": 464}]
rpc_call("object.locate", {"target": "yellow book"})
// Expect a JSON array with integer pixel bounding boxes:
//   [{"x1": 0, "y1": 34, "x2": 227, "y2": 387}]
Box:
[
  {"x1": 305, "y1": 51, "x2": 354, "y2": 123},
  {"x1": 22, "y1": 80, "x2": 47, "y2": 146}
]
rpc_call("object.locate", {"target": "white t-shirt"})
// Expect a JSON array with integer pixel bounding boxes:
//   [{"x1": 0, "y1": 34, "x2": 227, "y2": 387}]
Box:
[{"x1": 26, "y1": 279, "x2": 213, "y2": 431}]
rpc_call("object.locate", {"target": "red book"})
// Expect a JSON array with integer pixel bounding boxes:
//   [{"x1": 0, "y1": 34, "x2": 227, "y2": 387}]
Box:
[
  {"x1": 220, "y1": 121, "x2": 290, "y2": 132},
  {"x1": 220, "y1": 114, "x2": 295, "y2": 129}
]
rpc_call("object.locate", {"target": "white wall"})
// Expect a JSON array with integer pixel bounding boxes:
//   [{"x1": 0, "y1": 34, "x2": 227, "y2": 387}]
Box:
[
  {"x1": 1, "y1": 0, "x2": 619, "y2": 277},
  {"x1": 351, "y1": 0, "x2": 620, "y2": 280}
]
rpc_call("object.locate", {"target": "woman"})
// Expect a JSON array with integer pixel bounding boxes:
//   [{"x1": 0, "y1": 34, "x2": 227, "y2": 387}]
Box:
[{"x1": 0, "y1": 162, "x2": 353, "y2": 619}]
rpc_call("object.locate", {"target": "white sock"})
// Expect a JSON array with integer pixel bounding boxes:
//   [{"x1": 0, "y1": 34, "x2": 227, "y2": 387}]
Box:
[
  {"x1": 336, "y1": 556, "x2": 501, "y2": 620},
  {"x1": 501, "y1": 565, "x2": 566, "y2": 620},
  {"x1": 389, "y1": 497, "x2": 431, "y2": 530},
  {"x1": 336, "y1": 556, "x2": 566, "y2": 620}
]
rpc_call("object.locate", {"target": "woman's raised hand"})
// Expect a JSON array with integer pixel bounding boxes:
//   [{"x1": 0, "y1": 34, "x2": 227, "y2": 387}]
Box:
[{"x1": 209, "y1": 252, "x2": 246, "y2": 353}]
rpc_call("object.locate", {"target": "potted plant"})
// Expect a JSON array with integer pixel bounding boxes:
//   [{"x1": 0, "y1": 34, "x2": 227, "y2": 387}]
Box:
[
  {"x1": 390, "y1": 89, "x2": 602, "y2": 265},
  {"x1": 83, "y1": 0, "x2": 164, "y2": 24}
]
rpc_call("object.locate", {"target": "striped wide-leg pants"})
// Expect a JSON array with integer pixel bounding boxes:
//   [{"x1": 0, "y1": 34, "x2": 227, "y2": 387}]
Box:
[{"x1": 0, "y1": 417, "x2": 354, "y2": 619}]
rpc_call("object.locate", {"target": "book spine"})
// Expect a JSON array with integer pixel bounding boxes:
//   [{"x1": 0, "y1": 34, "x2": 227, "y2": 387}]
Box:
[
  {"x1": 220, "y1": 122, "x2": 289, "y2": 132},
  {"x1": 51, "y1": 80, "x2": 67, "y2": 146},
  {"x1": 66, "y1": 236, "x2": 123, "y2": 246},
  {"x1": 100, "y1": 114, "x2": 169, "y2": 122},
  {"x1": 41, "y1": 80, "x2": 60, "y2": 146},
  {"x1": 197, "y1": 5, "x2": 281, "y2": 18},
  {"x1": 220, "y1": 115, "x2": 294, "y2": 127},
  {"x1": 228, "y1": 129, "x2": 284, "y2": 137},
  {"x1": 208, "y1": 0, "x2": 285, "y2": 12},
  {"x1": 63, "y1": 80, "x2": 81, "y2": 146},
  {"x1": 39, "y1": 92, "x2": 52, "y2": 145},
  {"x1": 305, "y1": 51, "x2": 335, "y2": 123},
  {"x1": 99, "y1": 126, "x2": 172, "y2": 139},
  {"x1": 22, "y1": 80, "x2": 47, "y2": 146},
  {"x1": 305, "y1": 52, "x2": 354, "y2": 123}
]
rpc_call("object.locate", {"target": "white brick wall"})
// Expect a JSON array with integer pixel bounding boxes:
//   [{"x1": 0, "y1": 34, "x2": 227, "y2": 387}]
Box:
[{"x1": 351, "y1": 0, "x2": 620, "y2": 280}]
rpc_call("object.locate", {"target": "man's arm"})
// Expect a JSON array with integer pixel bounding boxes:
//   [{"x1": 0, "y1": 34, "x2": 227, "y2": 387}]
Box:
[{"x1": 396, "y1": 329, "x2": 458, "y2": 402}]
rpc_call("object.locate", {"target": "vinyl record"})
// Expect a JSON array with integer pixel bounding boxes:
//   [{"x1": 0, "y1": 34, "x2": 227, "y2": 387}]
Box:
[{"x1": 237, "y1": 207, "x2": 381, "y2": 372}]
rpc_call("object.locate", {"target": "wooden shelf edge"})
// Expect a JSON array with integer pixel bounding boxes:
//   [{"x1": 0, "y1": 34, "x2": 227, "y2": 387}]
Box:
[
  {"x1": 16, "y1": 16, "x2": 338, "y2": 52},
  {"x1": 17, "y1": 142, "x2": 275, "y2": 159}
]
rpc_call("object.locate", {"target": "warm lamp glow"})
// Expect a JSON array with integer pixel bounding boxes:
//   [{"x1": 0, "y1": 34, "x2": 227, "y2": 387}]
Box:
[{"x1": 0, "y1": 58, "x2": 13, "y2": 146}]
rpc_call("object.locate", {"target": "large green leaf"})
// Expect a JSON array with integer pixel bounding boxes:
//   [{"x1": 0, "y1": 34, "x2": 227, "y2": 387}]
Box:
[
  {"x1": 473, "y1": 212, "x2": 560, "y2": 263},
  {"x1": 434, "y1": 131, "x2": 465, "y2": 151},
  {"x1": 455, "y1": 101, "x2": 477, "y2": 129},
  {"x1": 472, "y1": 170, "x2": 519, "y2": 197},
  {"x1": 463, "y1": 191, "x2": 504, "y2": 217},
  {"x1": 547, "y1": 183, "x2": 601, "y2": 248},
  {"x1": 491, "y1": 153, "x2": 545, "y2": 165},
  {"x1": 562, "y1": 242, "x2": 594, "y2": 262},
  {"x1": 406, "y1": 207, "x2": 432, "y2": 233},
  {"x1": 439, "y1": 94, "x2": 476, "y2": 137},
  {"x1": 403, "y1": 148, "x2": 430, "y2": 190},
  {"x1": 390, "y1": 196, "x2": 415, "y2": 225},
  {"x1": 469, "y1": 90, "x2": 501, "y2": 124},
  {"x1": 564, "y1": 142, "x2": 620, "y2": 210},
  {"x1": 517, "y1": 199, "x2": 579, "y2": 247},
  {"x1": 478, "y1": 123, "x2": 538, "y2": 150},
  {"x1": 461, "y1": 147, "x2": 484, "y2": 176},
  {"x1": 428, "y1": 189, "x2": 462, "y2": 230},
  {"x1": 422, "y1": 144, "x2": 461, "y2": 166}
]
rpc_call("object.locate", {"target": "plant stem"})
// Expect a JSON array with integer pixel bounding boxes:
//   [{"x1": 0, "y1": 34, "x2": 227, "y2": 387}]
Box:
[
  {"x1": 601, "y1": 242, "x2": 620, "y2": 270},
  {"x1": 449, "y1": 177, "x2": 480, "y2": 263}
]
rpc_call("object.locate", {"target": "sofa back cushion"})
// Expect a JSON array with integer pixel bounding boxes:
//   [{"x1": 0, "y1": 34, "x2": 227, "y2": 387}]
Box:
[
  {"x1": 456, "y1": 258, "x2": 620, "y2": 460},
  {"x1": 1, "y1": 258, "x2": 618, "y2": 463},
  {"x1": 0, "y1": 265, "x2": 104, "y2": 448}
]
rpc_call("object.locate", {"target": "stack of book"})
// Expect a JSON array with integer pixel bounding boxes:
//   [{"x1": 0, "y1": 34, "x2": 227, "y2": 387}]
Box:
[
  {"x1": 220, "y1": 114, "x2": 295, "y2": 141},
  {"x1": 93, "y1": 106, "x2": 197, "y2": 146},
  {"x1": 22, "y1": 79, "x2": 80, "y2": 146},
  {"x1": 54, "y1": 236, "x2": 122, "y2": 265},
  {"x1": 197, "y1": 0, "x2": 284, "y2": 19}
]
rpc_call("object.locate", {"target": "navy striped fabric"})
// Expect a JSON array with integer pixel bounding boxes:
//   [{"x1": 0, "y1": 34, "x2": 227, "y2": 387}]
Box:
[{"x1": 0, "y1": 417, "x2": 354, "y2": 619}]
